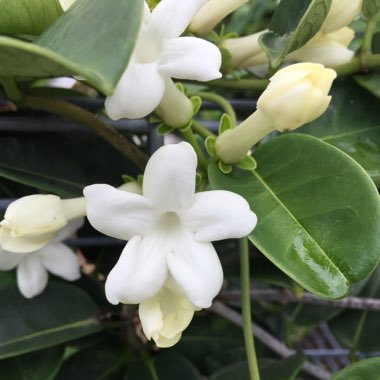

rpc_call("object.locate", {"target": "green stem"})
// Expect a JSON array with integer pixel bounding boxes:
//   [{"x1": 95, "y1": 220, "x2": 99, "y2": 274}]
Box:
[
  {"x1": 200, "y1": 78, "x2": 269, "y2": 90},
  {"x1": 335, "y1": 54, "x2": 380, "y2": 76},
  {"x1": 141, "y1": 350, "x2": 159, "y2": 380},
  {"x1": 192, "y1": 119, "x2": 215, "y2": 139},
  {"x1": 21, "y1": 94, "x2": 148, "y2": 169},
  {"x1": 190, "y1": 91, "x2": 237, "y2": 126},
  {"x1": 349, "y1": 273, "x2": 380, "y2": 362},
  {"x1": 239, "y1": 237, "x2": 261, "y2": 380},
  {"x1": 1, "y1": 77, "x2": 23, "y2": 102},
  {"x1": 180, "y1": 126, "x2": 208, "y2": 170}
]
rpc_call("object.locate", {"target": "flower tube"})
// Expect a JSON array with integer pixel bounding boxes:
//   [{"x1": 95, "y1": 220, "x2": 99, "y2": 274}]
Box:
[{"x1": 215, "y1": 63, "x2": 337, "y2": 163}]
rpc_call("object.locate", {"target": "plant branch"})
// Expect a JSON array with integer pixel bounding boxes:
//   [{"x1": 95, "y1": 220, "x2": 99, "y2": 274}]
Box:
[
  {"x1": 190, "y1": 91, "x2": 237, "y2": 126},
  {"x1": 21, "y1": 94, "x2": 148, "y2": 169},
  {"x1": 199, "y1": 78, "x2": 269, "y2": 90},
  {"x1": 211, "y1": 301, "x2": 331, "y2": 380},
  {"x1": 219, "y1": 288, "x2": 380, "y2": 312}
]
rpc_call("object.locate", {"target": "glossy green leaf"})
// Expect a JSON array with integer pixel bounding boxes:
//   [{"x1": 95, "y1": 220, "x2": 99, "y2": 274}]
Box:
[
  {"x1": 0, "y1": 346, "x2": 64, "y2": 380},
  {"x1": 362, "y1": 0, "x2": 380, "y2": 19},
  {"x1": 300, "y1": 80, "x2": 380, "y2": 185},
  {"x1": 0, "y1": 127, "x2": 140, "y2": 197},
  {"x1": 208, "y1": 355, "x2": 305, "y2": 380},
  {"x1": 125, "y1": 353, "x2": 203, "y2": 380},
  {"x1": 329, "y1": 265, "x2": 380, "y2": 352},
  {"x1": 0, "y1": 0, "x2": 143, "y2": 94},
  {"x1": 0, "y1": 0, "x2": 62, "y2": 35},
  {"x1": 260, "y1": 0, "x2": 332, "y2": 67},
  {"x1": 209, "y1": 134, "x2": 380, "y2": 299},
  {"x1": 56, "y1": 339, "x2": 127, "y2": 380},
  {"x1": 329, "y1": 357, "x2": 380, "y2": 380},
  {"x1": 0, "y1": 282, "x2": 102, "y2": 359},
  {"x1": 355, "y1": 73, "x2": 380, "y2": 98}
]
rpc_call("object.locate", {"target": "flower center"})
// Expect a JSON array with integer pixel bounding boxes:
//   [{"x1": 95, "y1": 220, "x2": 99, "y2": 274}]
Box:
[
  {"x1": 134, "y1": 27, "x2": 163, "y2": 64},
  {"x1": 156, "y1": 212, "x2": 181, "y2": 234}
]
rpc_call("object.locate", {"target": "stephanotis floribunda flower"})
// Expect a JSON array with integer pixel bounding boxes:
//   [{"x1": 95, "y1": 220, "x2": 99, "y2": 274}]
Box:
[
  {"x1": 105, "y1": 0, "x2": 222, "y2": 121},
  {"x1": 84, "y1": 142, "x2": 257, "y2": 311},
  {"x1": 0, "y1": 218, "x2": 83, "y2": 298}
]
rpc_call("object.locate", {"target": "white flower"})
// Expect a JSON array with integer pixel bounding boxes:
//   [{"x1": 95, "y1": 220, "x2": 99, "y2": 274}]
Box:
[
  {"x1": 105, "y1": 0, "x2": 222, "y2": 121},
  {"x1": 84, "y1": 142, "x2": 257, "y2": 309},
  {"x1": 287, "y1": 27, "x2": 355, "y2": 68},
  {"x1": 0, "y1": 195, "x2": 86, "y2": 253},
  {"x1": 321, "y1": 0, "x2": 362, "y2": 33},
  {"x1": 190, "y1": 0, "x2": 248, "y2": 36},
  {"x1": 0, "y1": 219, "x2": 83, "y2": 298},
  {"x1": 139, "y1": 277, "x2": 196, "y2": 347},
  {"x1": 59, "y1": 0, "x2": 77, "y2": 11}
]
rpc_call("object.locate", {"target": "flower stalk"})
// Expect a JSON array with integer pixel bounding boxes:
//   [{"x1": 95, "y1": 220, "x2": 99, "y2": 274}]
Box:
[{"x1": 239, "y1": 237, "x2": 260, "y2": 380}]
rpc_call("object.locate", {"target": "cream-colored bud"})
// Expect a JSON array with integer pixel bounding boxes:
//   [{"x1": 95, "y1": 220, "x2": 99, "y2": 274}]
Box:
[
  {"x1": 257, "y1": 63, "x2": 336, "y2": 132},
  {"x1": 0, "y1": 194, "x2": 86, "y2": 253},
  {"x1": 287, "y1": 27, "x2": 355, "y2": 67},
  {"x1": 59, "y1": 0, "x2": 77, "y2": 11},
  {"x1": 139, "y1": 281, "x2": 195, "y2": 348},
  {"x1": 155, "y1": 78, "x2": 194, "y2": 128},
  {"x1": 190, "y1": 0, "x2": 248, "y2": 35},
  {"x1": 321, "y1": 0, "x2": 362, "y2": 33},
  {"x1": 222, "y1": 31, "x2": 269, "y2": 69},
  {"x1": 216, "y1": 63, "x2": 336, "y2": 164}
]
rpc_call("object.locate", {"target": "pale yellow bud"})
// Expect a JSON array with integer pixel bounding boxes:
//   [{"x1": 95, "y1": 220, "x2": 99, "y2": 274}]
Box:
[
  {"x1": 0, "y1": 194, "x2": 86, "y2": 253},
  {"x1": 287, "y1": 27, "x2": 355, "y2": 67},
  {"x1": 222, "y1": 31, "x2": 269, "y2": 69},
  {"x1": 257, "y1": 63, "x2": 336, "y2": 132},
  {"x1": 139, "y1": 281, "x2": 195, "y2": 348},
  {"x1": 155, "y1": 78, "x2": 194, "y2": 128},
  {"x1": 321, "y1": 0, "x2": 362, "y2": 33},
  {"x1": 190, "y1": 0, "x2": 248, "y2": 35},
  {"x1": 59, "y1": 0, "x2": 77, "y2": 11}
]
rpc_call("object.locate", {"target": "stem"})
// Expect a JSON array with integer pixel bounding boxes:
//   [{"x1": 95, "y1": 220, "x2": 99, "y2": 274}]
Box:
[
  {"x1": 190, "y1": 91, "x2": 237, "y2": 126},
  {"x1": 180, "y1": 126, "x2": 208, "y2": 171},
  {"x1": 200, "y1": 78, "x2": 269, "y2": 90},
  {"x1": 141, "y1": 350, "x2": 159, "y2": 380},
  {"x1": 192, "y1": 119, "x2": 215, "y2": 139},
  {"x1": 1, "y1": 77, "x2": 23, "y2": 102},
  {"x1": 362, "y1": 10, "x2": 380, "y2": 55},
  {"x1": 239, "y1": 237, "x2": 261, "y2": 380},
  {"x1": 334, "y1": 54, "x2": 380, "y2": 76},
  {"x1": 21, "y1": 94, "x2": 148, "y2": 169}
]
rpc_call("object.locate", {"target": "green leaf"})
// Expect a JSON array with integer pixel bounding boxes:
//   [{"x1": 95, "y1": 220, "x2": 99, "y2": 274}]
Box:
[
  {"x1": 0, "y1": 129, "x2": 140, "y2": 197},
  {"x1": 0, "y1": 0, "x2": 143, "y2": 94},
  {"x1": 0, "y1": 346, "x2": 64, "y2": 380},
  {"x1": 355, "y1": 73, "x2": 380, "y2": 98},
  {"x1": 0, "y1": 282, "x2": 102, "y2": 359},
  {"x1": 299, "y1": 80, "x2": 380, "y2": 186},
  {"x1": 260, "y1": 0, "x2": 332, "y2": 67},
  {"x1": 209, "y1": 355, "x2": 305, "y2": 380},
  {"x1": 0, "y1": 0, "x2": 62, "y2": 35},
  {"x1": 362, "y1": 0, "x2": 380, "y2": 19},
  {"x1": 329, "y1": 265, "x2": 380, "y2": 352},
  {"x1": 209, "y1": 134, "x2": 380, "y2": 299},
  {"x1": 125, "y1": 353, "x2": 203, "y2": 380},
  {"x1": 56, "y1": 339, "x2": 128, "y2": 380},
  {"x1": 329, "y1": 357, "x2": 380, "y2": 380}
]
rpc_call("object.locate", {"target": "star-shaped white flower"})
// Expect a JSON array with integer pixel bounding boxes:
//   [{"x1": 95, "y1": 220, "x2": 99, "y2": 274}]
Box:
[
  {"x1": 105, "y1": 0, "x2": 222, "y2": 120},
  {"x1": 0, "y1": 219, "x2": 82, "y2": 298},
  {"x1": 84, "y1": 142, "x2": 257, "y2": 309}
]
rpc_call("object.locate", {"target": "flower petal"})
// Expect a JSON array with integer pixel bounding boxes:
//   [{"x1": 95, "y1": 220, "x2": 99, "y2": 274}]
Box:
[
  {"x1": 105, "y1": 235, "x2": 168, "y2": 305},
  {"x1": 17, "y1": 254, "x2": 48, "y2": 298},
  {"x1": 181, "y1": 190, "x2": 257, "y2": 242},
  {"x1": 167, "y1": 229, "x2": 223, "y2": 308},
  {"x1": 105, "y1": 63, "x2": 166, "y2": 120},
  {"x1": 51, "y1": 218, "x2": 84, "y2": 243},
  {"x1": 39, "y1": 243, "x2": 80, "y2": 281},
  {"x1": 159, "y1": 37, "x2": 222, "y2": 81},
  {"x1": 0, "y1": 249, "x2": 24, "y2": 270},
  {"x1": 148, "y1": 0, "x2": 206, "y2": 39},
  {"x1": 143, "y1": 142, "x2": 197, "y2": 212},
  {"x1": 84, "y1": 184, "x2": 155, "y2": 240}
]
